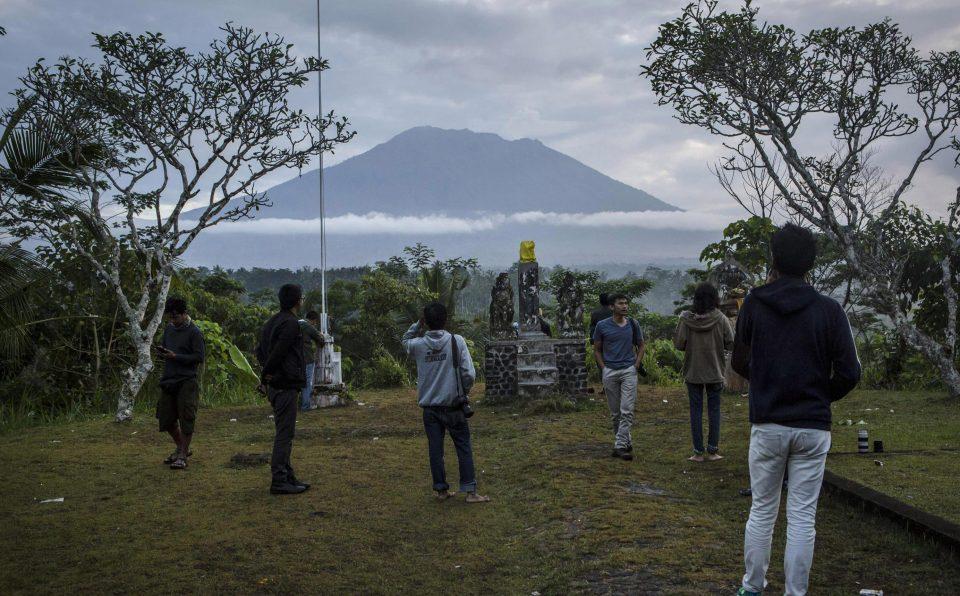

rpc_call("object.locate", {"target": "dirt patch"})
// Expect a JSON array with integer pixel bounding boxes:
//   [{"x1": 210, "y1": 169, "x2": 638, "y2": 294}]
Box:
[
  {"x1": 571, "y1": 568, "x2": 667, "y2": 595},
  {"x1": 554, "y1": 443, "x2": 614, "y2": 459},
  {"x1": 229, "y1": 453, "x2": 269, "y2": 468},
  {"x1": 624, "y1": 481, "x2": 668, "y2": 497}
]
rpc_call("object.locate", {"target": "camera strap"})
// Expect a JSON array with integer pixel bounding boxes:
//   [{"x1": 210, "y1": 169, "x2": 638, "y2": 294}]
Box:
[{"x1": 449, "y1": 331, "x2": 464, "y2": 401}]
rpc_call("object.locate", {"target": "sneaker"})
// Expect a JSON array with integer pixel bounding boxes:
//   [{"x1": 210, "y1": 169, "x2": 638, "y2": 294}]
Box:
[
  {"x1": 270, "y1": 482, "x2": 308, "y2": 495},
  {"x1": 737, "y1": 588, "x2": 761, "y2": 596},
  {"x1": 613, "y1": 448, "x2": 633, "y2": 461}
]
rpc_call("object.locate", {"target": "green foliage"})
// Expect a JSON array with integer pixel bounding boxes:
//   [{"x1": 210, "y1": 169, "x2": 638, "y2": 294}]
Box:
[
  {"x1": 0, "y1": 243, "x2": 48, "y2": 358},
  {"x1": 699, "y1": 216, "x2": 775, "y2": 279},
  {"x1": 640, "y1": 339, "x2": 684, "y2": 387},
  {"x1": 357, "y1": 349, "x2": 410, "y2": 389},
  {"x1": 193, "y1": 320, "x2": 259, "y2": 389},
  {"x1": 546, "y1": 266, "x2": 652, "y2": 319},
  {"x1": 636, "y1": 311, "x2": 679, "y2": 343},
  {"x1": 171, "y1": 269, "x2": 270, "y2": 354}
]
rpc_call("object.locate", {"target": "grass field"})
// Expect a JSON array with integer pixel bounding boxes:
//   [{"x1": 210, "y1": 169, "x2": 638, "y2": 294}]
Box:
[
  {"x1": 827, "y1": 389, "x2": 960, "y2": 525},
  {"x1": 1, "y1": 384, "x2": 958, "y2": 594}
]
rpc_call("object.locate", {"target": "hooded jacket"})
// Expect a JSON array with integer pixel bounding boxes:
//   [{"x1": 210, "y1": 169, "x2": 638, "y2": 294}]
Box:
[
  {"x1": 731, "y1": 276, "x2": 861, "y2": 430},
  {"x1": 402, "y1": 322, "x2": 476, "y2": 407},
  {"x1": 159, "y1": 318, "x2": 205, "y2": 387},
  {"x1": 673, "y1": 309, "x2": 734, "y2": 384}
]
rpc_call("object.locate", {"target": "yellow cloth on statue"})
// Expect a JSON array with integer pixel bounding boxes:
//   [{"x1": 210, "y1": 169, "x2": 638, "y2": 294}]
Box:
[{"x1": 520, "y1": 240, "x2": 536, "y2": 262}]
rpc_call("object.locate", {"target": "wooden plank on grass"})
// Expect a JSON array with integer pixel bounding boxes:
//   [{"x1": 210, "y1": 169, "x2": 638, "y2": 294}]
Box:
[{"x1": 822, "y1": 469, "x2": 960, "y2": 553}]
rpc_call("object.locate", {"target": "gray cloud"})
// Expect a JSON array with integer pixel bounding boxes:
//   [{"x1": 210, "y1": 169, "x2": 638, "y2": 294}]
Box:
[{"x1": 1, "y1": 0, "x2": 956, "y2": 224}]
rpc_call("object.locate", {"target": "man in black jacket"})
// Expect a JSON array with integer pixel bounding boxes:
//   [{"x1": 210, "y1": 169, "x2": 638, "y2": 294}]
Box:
[
  {"x1": 732, "y1": 224, "x2": 861, "y2": 596},
  {"x1": 257, "y1": 284, "x2": 310, "y2": 495},
  {"x1": 156, "y1": 297, "x2": 205, "y2": 470}
]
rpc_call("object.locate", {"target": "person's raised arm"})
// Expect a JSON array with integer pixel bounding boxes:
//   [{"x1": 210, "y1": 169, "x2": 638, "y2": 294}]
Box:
[
  {"x1": 401, "y1": 321, "x2": 422, "y2": 355},
  {"x1": 305, "y1": 321, "x2": 324, "y2": 346},
  {"x1": 828, "y1": 304, "x2": 862, "y2": 402}
]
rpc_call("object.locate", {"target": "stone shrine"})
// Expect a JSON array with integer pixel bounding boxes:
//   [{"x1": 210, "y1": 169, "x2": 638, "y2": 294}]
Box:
[{"x1": 484, "y1": 241, "x2": 588, "y2": 400}]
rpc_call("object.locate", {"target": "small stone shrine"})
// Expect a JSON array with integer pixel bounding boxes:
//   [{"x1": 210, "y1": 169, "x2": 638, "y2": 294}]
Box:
[{"x1": 485, "y1": 241, "x2": 588, "y2": 400}]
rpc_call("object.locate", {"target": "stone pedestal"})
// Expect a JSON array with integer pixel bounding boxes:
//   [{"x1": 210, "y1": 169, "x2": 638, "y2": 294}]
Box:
[{"x1": 484, "y1": 338, "x2": 588, "y2": 401}]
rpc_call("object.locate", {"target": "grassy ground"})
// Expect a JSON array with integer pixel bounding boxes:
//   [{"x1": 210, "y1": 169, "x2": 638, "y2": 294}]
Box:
[
  {"x1": 1, "y1": 384, "x2": 958, "y2": 595},
  {"x1": 827, "y1": 389, "x2": 960, "y2": 525}
]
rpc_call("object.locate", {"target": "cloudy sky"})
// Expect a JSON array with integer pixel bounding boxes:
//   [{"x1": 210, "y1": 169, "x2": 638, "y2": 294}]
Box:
[{"x1": 1, "y1": 0, "x2": 957, "y2": 225}]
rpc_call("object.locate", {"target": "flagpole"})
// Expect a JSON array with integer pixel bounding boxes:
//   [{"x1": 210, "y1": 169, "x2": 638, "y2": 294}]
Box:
[{"x1": 315, "y1": 0, "x2": 328, "y2": 334}]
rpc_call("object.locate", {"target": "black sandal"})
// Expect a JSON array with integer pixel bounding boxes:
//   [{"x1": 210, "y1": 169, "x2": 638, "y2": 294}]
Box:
[{"x1": 170, "y1": 457, "x2": 187, "y2": 470}]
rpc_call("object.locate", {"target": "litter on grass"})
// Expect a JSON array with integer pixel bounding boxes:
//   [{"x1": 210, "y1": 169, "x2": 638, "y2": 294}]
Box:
[{"x1": 39, "y1": 497, "x2": 64, "y2": 504}]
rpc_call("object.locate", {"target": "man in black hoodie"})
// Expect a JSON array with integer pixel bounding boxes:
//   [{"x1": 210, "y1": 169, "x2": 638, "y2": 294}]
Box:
[
  {"x1": 156, "y1": 297, "x2": 205, "y2": 470},
  {"x1": 257, "y1": 284, "x2": 310, "y2": 495},
  {"x1": 732, "y1": 224, "x2": 861, "y2": 596}
]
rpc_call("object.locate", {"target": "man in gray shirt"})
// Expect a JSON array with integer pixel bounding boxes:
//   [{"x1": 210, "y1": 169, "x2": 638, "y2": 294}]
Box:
[
  {"x1": 402, "y1": 302, "x2": 490, "y2": 503},
  {"x1": 593, "y1": 293, "x2": 645, "y2": 460}
]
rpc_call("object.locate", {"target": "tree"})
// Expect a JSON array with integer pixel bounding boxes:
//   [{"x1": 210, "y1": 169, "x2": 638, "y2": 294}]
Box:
[
  {"x1": 643, "y1": 1, "x2": 960, "y2": 396},
  {"x1": 0, "y1": 25, "x2": 354, "y2": 419},
  {"x1": 0, "y1": 243, "x2": 48, "y2": 359},
  {"x1": 394, "y1": 243, "x2": 479, "y2": 322}
]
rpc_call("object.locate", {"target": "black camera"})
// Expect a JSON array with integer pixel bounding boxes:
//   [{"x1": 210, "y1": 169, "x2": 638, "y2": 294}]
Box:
[{"x1": 460, "y1": 398, "x2": 474, "y2": 418}]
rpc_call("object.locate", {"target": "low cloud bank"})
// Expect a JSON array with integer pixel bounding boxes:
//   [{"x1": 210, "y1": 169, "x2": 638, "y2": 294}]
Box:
[{"x1": 192, "y1": 210, "x2": 734, "y2": 235}]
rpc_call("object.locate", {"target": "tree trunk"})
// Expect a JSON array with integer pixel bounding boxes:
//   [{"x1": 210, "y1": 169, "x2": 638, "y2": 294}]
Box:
[
  {"x1": 114, "y1": 271, "x2": 172, "y2": 422},
  {"x1": 898, "y1": 323, "x2": 960, "y2": 399},
  {"x1": 115, "y1": 342, "x2": 153, "y2": 422}
]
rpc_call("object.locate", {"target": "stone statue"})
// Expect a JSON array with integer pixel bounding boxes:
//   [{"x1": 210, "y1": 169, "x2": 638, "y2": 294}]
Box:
[
  {"x1": 709, "y1": 255, "x2": 754, "y2": 298},
  {"x1": 518, "y1": 263, "x2": 540, "y2": 334},
  {"x1": 489, "y1": 272, "x2": 515, "y2": 339},
  {"x1": 519, "y1": 240, "x2": 536, "y2": 263},
  {"x1": 554, "y1": 271, "x2": 584, "y2": 338}
]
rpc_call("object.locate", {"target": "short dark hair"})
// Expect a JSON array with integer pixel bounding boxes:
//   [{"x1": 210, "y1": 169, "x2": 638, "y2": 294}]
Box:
[
  {"x1": 692, "y1": 282, "x2": 720, "y2": 315},
  {"x1": 599, "y1": 292, "x2": 610, "y2": 307},
  {"x1": 164, "y1": 296, "x2": 187, "y2": 315},
  {"x1": 305, "y1": 310, "x2": 320, "y2": 322},
  {"x1": 609, "y1": 293, "x2": 628, "y2": 304},
  {"x1": 278, "y1": 284, "x2": 303, "y2": 310},
  {"x1": 423, "y1": 301, "x2": 447, "y2": 330},
  {"x1": 771, "y1": 223, "x2": 817, "y2": 276}
]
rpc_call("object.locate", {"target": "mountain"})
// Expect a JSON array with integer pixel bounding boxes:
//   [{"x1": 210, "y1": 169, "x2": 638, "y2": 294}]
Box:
[
  {"x1": 185, "y1": 126, "x2": 678, "y2": 219},
  {"x1": 181, "y1": 126, "x2": 719, "y2": 268}
]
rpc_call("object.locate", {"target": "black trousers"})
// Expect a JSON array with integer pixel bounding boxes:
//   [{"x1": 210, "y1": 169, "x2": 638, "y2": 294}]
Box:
[
  {"x1": 422, "y1": 406, "x2": 477, "y2": 493},
  {"x1": 268, "y1": 387, "x2": 298, "y2": 483}
]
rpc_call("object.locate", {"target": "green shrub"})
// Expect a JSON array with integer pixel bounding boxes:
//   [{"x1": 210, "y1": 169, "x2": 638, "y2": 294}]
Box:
[
  {"x1": 640, "y1": 339, "x2": 684, "y2": 386},
  {"x1": 358, "y1": 349, "x2": 410, "y2": 388}
]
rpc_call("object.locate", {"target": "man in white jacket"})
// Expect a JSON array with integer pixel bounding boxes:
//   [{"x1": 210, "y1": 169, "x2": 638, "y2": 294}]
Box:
[{"x1": 402, "y1": 302, "x2": 491, "y2": 503}]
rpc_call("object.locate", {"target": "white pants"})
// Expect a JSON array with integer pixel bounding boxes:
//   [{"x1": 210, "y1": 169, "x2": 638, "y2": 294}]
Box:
[
  {"x1": 742, "y1": 423, "x2": 831, "y2": 596},
  {"x1": 602, "y1": 367, "x2": 637, "y2": 449}
]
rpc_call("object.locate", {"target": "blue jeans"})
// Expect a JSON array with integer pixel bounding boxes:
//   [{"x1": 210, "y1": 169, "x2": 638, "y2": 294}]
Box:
[
  {"x1": 300, "y1": 362, "x2": 316, "y2": 411},
  {"x1": 687, "y1": 382, "x2": 722, "y2": 454},
  {"x1": 422, "y1": 406, "x2": 477, "y2": 493}
]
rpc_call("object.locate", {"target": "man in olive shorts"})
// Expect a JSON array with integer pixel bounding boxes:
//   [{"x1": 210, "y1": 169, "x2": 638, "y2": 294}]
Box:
[{"x1": 156, "y1": 297, "x2": 205, "y2": 470}]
